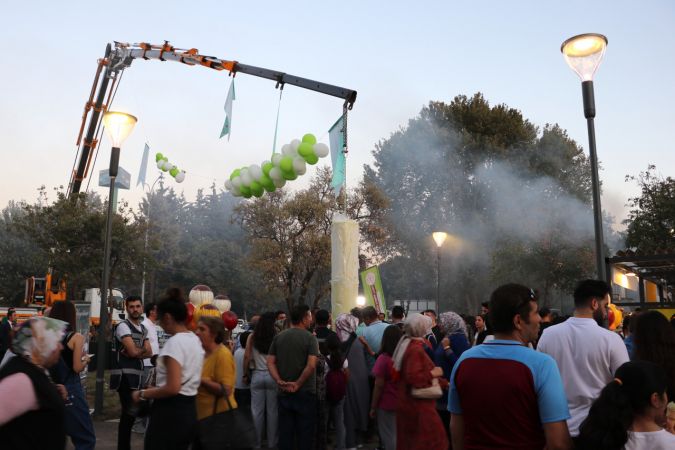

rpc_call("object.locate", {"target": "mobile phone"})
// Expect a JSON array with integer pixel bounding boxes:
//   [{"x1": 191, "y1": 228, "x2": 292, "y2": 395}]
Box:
[{"x1": 82, "y1": 354, "x2": 95, "y2": 361}]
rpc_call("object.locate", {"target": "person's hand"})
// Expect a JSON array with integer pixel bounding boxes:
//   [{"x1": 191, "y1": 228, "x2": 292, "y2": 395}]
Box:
[
  {"x1": 55, "y1": 384, "x2": 68, "y2": 401},
  {"x1": 369, "y1": 408, "x2": 376, "y2": 419},
  {"x1": 131, "y1": 390, "x2": 142, "y2": 403},
  {"x1": 441, "y1": 337, "x2": 450, "y2": 349},
  {"x1": 242, "y1": 373, "x2": 250, "y2": 385},
  {"x1": 283, "y1": 381, "x2": 299, "y2": 393},
  {"x1": 430, "y1": 366, "x2": 443, "y2": 378}
]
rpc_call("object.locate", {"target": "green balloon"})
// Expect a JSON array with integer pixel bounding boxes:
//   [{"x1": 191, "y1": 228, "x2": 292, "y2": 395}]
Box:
[
  {"x1": 305, "y1": 153, "x2": 319, "y2": 165},
  {"x1": 297, "y1": 142, "x2": 313, "y2": 158},
  {"x1": 250, "y1": 181, "x2": 264, "y2": 197},
  {"x1": 262, "y1": 162, "x2": 274, "y2": 176},
  {"x1": 155, "y1": 152, "x2": 164, "y2": 162},
  {"x1": 239, "y1": 185, "x2": 251, "y2": 197},
  {"x1": 280, "y1": 156, "x2": 293, "y2": 173},
  {"x1": 282, "y1": 168, "x2": 298, "y2": 181},
  {"x1": 260, "y1": 175, "x2": 275, "y2": 192},
  {"x1": 169, "y1": 167, "x2": 179, "y2": 177},
  {"x1": 230, "y1": 168, "x2": 241, "y2": 181},
  {"x1": 302, "y1": 134, "x2": 317, "y2": 145}
]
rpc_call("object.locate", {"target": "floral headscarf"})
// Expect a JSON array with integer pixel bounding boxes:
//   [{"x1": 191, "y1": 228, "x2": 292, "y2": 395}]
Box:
[
  {"x1": 438, "y1": 311, "x2": 468, "y2": 338},
  {"x1": 12, "y1": 317, "x2": 67, "y2": 366},
  {"x1": 335, "y1": 313, "x2": 359, "y2": 342},
  {"x1": 392, "y1": 313, "x2": 432, "y2": 371}
]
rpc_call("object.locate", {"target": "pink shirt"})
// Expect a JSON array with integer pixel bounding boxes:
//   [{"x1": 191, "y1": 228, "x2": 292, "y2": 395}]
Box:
[
  {"x1": 0, "y1": 373, "x2": 39, "y2": 425},
  {"x1": 372, "y1": 353, "x2": 397, "y2": 411}
]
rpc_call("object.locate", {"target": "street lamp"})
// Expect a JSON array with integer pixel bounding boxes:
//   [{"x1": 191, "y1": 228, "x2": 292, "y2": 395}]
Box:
[
  {"x1": 561, "y1": 33, "x2": 608, "y2": 281},
  {"x1": 95, "y1": 111, "x2": 137, "y2": 416},
  {"x1": 432, "y1": 232, "x2": 448, "y2": 312}
]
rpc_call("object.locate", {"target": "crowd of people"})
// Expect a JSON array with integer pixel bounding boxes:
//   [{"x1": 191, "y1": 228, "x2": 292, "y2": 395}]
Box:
[{"x1": 1, "y1": 278, "x2": 675, "y2": 449}]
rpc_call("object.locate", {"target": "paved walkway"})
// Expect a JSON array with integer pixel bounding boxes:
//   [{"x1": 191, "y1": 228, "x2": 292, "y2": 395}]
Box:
[{"x1": 68, "y1": 420, "x2": 144, "y2": 450}]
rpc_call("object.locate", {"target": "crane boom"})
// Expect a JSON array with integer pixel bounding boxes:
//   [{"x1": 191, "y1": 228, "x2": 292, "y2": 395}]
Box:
[{"x1": 68, "y1": 41, "x2": 357, "y2": 196}]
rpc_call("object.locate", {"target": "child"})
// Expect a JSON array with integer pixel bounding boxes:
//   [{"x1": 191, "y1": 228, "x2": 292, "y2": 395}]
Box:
[
  {"x1": 576, "y1": 361, "x2": 675, "y2": 449},
  {"x1": 325, "y1": 333, "x2": 349, "y2": 450}
]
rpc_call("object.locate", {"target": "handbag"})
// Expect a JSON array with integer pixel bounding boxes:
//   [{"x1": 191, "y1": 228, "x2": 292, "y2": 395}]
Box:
[{"x1": 411, "y1": 377, "x2": 443, "y2": 400}]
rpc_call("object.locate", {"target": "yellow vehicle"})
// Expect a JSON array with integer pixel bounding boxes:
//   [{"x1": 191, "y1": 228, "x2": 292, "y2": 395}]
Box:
[{"x1": 24, "y1": 268, "x2": 67, "y2": 306}]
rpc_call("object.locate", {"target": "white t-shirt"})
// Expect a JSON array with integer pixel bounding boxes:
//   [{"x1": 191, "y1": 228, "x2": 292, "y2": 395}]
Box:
[
  {"x1": 625, "y1": 429, "x2": 675, "y2": 449},
  {"x1": 156, "y1": 332, "x2": 204, "y2": 396},
  {"x1": 233, "y1": 347, "x2": 248, "y2": 390},
  {"x1": 538, "y1": 317, "x2": 629, "y2": 436},
  {"x1": 141, "y1": 317, "x2": 159, "y2": 367}
]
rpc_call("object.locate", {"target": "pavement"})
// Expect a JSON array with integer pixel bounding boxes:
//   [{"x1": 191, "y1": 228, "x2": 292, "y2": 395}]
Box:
[{"x1": 68, "y1": 419, "x2": 144, "y2": 450}]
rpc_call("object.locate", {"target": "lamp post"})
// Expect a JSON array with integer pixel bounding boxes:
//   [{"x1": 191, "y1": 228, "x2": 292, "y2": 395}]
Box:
[
  {"x1": 561, "y1": 33, "x2": 608, "y2": 281},
  {"x1": 94, "y1": 111, "x2": 137, "y2": 416},
  {"x1": 432, "y1": 232, "x2": 448, "y2": 312}
]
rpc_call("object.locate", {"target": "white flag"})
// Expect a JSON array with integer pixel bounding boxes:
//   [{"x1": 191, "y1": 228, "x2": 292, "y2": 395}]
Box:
[
  {"x1": 136, "y1": 143, "x2": 149, "y2": 187},
  {"x1": 220, "y1": 80, "x2": 236, "y2": 140}
]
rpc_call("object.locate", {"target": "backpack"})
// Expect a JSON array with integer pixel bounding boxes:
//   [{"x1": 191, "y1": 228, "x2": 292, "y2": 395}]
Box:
[{"x1": 325, "y1": 366, "x2": 347, "y2": 404}]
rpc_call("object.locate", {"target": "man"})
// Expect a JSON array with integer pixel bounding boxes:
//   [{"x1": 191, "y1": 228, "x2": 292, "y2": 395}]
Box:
[
  {"x1": 276, "y1": 310, "x2": 287, "y2": 323},
  {"x1": 391, "y1": 305, "x2": 405, "y2": 328},
  {"x1": 110, "y1": 296, "x2": 152, "y2": 450},
  {"x1": 132, "y1": 301, "x2": 160, "y2": 433},
  {"x1": 537, "y1": 279, "x2": 629, "y2": 437},
  {"x1": 423, "y1": 309, "x2": 443, "y2": 345},
  {"x1": 314, "y1": 309, "x2": 336, "y2": 356},
  {"x1": 480, "y1": 302, "x2": 489, "y2": 315},
  {"x1": 359, "y1": 306, "x2": 389, "y2": 370},
  {"x1": 268, "y1": 304, "x2": 319, "y2": 450},
  {"x1": 0, "y1": 308, "x2": 16, "y2": 362},
  {"x1": 449, "y1": 284, "x2": 571, "y2": 450}
]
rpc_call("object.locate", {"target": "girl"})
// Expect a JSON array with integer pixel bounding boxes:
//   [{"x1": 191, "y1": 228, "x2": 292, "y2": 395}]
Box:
[{"x1": 370, "y1": 325, "x2": 403, "y2": 450}]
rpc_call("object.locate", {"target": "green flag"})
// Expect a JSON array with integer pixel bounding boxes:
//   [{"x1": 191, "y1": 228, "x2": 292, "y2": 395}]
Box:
[
  {"x1": 360, "y1": 265, "x2": 387, "y2": 318},
  {"x1": 329, "y1": 116, "x2": 345, "y2": 194}
]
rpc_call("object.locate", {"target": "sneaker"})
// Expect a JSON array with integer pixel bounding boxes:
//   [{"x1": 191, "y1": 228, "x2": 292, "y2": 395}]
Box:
[{"x1": 131, "y1": 424, "x2": 146, "y2": 434}]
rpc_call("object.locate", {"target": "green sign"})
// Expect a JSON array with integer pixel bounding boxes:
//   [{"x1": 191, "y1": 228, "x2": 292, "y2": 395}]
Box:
[{"x1": 360, "y1": 266, "x2": 387, "y2": 318}]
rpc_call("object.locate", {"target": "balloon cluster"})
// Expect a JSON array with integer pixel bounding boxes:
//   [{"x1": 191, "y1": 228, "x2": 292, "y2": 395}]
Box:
[
  {"x1": 186, "y1": 285, "x2": 238, "y2": 330},
  {"x1": 155, "y1": 153, "x2": 186, "y2": 183},
  {"x1": 224, "y1": 134, "x2": 329, "y2": 198}
]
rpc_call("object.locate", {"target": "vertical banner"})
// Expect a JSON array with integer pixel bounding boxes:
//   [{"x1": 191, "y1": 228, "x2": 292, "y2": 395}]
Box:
[
  {"x1": 329, "y1": 116, "x2": 346, "y2": 195},
  {"x1": 220, "y1": 79, "x2": 236, "y2": 140},
  {"x1": 360, "y1": 266, "x2": 387, "y2": 317},
  {"x1": 136, "y1": 143, "x2": 149, "y2": 187},
  {"x1": 331, "y1": 214, "x2": 360, "y2": 323}
]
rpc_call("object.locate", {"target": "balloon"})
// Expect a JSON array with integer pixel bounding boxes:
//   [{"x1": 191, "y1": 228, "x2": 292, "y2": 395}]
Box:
[
  {"x1": 249, "y1": 164, "x2": 263, "y2": 181},
  {"x1": 160, "y1": 161, "x2": 169, "y2": 172},
  {"x1": 272, "y1": 177, "x2": 286, "y2": 188},
  {"x1": 213, "y1": 295, "x2": 231, "y2": 312},
  {"x1": 260, "y1": 174, "x2": 276, "y2": 192},
  {"x1": 282, "y1": 168, "x2": 298, "y2": 180},
  {"x1": 175, "y1": 171, "x2": 186, "y2": 183},
  {"x1": 250, "y1": 181, "x2": 264, "y2": 197},
  {"x1": 313, "y1": 143, "x2": 329, "y2": 158},
  {"x1": 240, "y1": 168, "x2": 253, "y2": 186},
  {"x1": 293, "y1": 157, "x2": 307, "y2": 175},
  {"x1": 222, "y1": 311, "x2": 238, "y2": 330},
  {"x1": 271, "y1": 154, "x2": 283, "y2": 166},
  {"x1": 297, "y1": 142, "x2": 314, "y2": 158},
  {"x1": 230, "y1": 169, "x2": 241, "y2": 181},
  {"x1": 239, "y1": 185, "x2": 251, "y2": 197},
  {"x1": 282, "y1": 144, "x2": 296, "y2": 157},
  {"x1": 224, "y1": 180, "x2": 233, "y2": 191},
  {"x1": 156, "y1": 160, "x2": 164, "y2": 170},
  {"x1": 305, "y1": 152, "x2": 319, "y2": 165},
  {"x1": 279, "y1": 156, "x2": 293, "y2": 173},
  {"x1": 290, "y1": 139, "x2": 301, "y2": 152},
  {"x1": 302, "y1": 134, "x2": 317, "y2": 145},
  {"x1": 262, "y1": 161, "x2": 274, "y2": 176},
  {"x1": 268, "y1": 167, "x2": 283, "y2": 181},
  {"x1": 169, "y1": 167, "x2": 179, "y2": 177},
  {"x1": 155, "y1": 152, "x2": 164, "y2": 162},
  {"x1": 231, "y1": 176, "x2": 242, "y2": 189},
  {"x1": 230, "y1": 185, "x2": 242, "y2": 197}
]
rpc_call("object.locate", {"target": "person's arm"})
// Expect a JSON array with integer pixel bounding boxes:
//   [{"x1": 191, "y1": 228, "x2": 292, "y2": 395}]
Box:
[
  {"x1": 267, "y1": 354, "x2": 285, "y2": 388},
  {"x1": 450, "y1": 413, "x2": 464, "y2": 450},
  {"x1": 609, "y1": 333, "x2": 630, "y2": 374},
  {"x1": 133, "y1": 356, "x2": 181, "y2": 402},
  {"x1": 289, "y1": 355, "x2": 318, "y2": 392},
  {"x1": 358, "y1": 336, "x2": 375, "y2": 357},
  {"x1": 69, "y1": 333, "x2": 89, "y2": 373},
  {"x1": 542, "y1": 421, "x2": 572, "y2": 450},
  {"x1": 242, "y1": 334, "x2": 254, "y2": 384},
  {"x1": 119, "y1": 335, "x2": 151, "y2": 359},
  {"x1": 0, "y1": 373, "x2": 39, "y2": 425},
  {"x1": 369, "y1": 376, "x2": 385, "y2": 418}
]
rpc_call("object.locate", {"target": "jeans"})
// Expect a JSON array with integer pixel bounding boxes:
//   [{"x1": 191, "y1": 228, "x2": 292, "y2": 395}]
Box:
[
  {"x1": 329, "y1": 399, "x2": 346, "y2": 450},
  {"x1": 277, "y1": 391, "x2": 317, "y2": 450},
  {"x1": 251, "y1": 370, "x2": 278, "y2": 448},
  {"x1": 117, "y1": 377, "x2": 135, "y2": 450},
  {"x1": 64, "y1": 379, "x2": 96, "y2": 450},
  {"x1": 376, "y1": 409, "x2": 396, "y2": 450}
]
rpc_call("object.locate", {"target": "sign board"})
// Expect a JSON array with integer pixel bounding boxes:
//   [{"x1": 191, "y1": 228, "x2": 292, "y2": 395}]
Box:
[
  {"x1": 360, "y1": 265, "x2": 387, "y2": 317},
  {"x1": 99, "y1": 166, "x2": 131, "y2": 190}
]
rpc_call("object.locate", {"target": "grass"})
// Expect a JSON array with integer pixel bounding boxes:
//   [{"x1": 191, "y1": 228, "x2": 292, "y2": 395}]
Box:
[{"x1": 84, "y1": 370, "x2": 122, "y2": 421}]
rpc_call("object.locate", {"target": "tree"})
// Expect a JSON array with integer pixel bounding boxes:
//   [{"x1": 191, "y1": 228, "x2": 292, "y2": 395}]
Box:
[{"x1": 624, "y1": 165, "x2": 675, "y2": 253}]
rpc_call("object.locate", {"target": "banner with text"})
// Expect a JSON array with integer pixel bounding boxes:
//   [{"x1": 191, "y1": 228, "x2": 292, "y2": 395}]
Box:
[{"x1": 360, "y1": 265, "x2": 387, "y2": 318}]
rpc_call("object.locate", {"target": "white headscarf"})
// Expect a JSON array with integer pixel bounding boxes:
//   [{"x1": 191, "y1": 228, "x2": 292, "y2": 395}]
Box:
[
  {"x1": 335, "y1": 313, "x2": 359, "y2": 342},
  {"x1": 12, "y1": 317, "x2": 67, "y2": 367},
  {"x1": 392, "y1": 313, "x2": 432, "y2": 371}
]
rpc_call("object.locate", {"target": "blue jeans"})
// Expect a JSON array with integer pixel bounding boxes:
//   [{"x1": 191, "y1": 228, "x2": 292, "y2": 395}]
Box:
[
  {"x1": 64, "y1": 379, "x2": 96, "y2": 450},
  {"x1": 277, "y1": 391, "x2": 316, "y2": 450}
]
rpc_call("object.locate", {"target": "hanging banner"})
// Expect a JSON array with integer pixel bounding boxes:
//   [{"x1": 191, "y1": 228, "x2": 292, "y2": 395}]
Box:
[
  {"x1": 360, "y1": 265, "x2": 387, "y2": 317},
  {"x1": 329, "y1": 115, "x2": 345, "y2": 195},
  {"x1": 331, "y1": 214, "x2": 360, "y2": 322},
  {"x1": 220, "y1": 79, "x2": 236, "y2": 140},
  {"x1": 136, "y1": 143, "x2": 150, "y2": 187}
]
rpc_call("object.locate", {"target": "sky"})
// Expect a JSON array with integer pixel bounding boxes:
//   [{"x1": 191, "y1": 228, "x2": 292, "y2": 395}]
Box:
[{"x1": 1, "y1": 0, "x2": 674, "y2": 229}]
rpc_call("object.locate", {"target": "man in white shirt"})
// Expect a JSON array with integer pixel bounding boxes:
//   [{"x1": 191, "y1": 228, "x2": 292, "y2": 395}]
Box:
[
  {"x1": 538, "y1": 279, "x2": 629, "y2": 436},
  {"x1": 133, "y1": 302, "x2": 160, "y2": 433}
]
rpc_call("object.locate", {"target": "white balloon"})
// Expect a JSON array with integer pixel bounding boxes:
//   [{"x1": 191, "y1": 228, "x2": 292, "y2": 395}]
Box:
[
  {"x1": 231, "y1": 176, "x2": 242, "y2": 189},
  {"x1": 269, "y1": 167, "x2": 282, "y2": 181},
  {"x1": 249, "y1": 164, "x2": 263, "y2": 181},
  {"x1": 156, "y1": 160, "x2": 164, "y2": 169},
  {"x1": 280, "y1": 144, "x2": 291, "y2": 155},
  {"x1": 231, "y1": 185, "x2": 242, "y2": 197},
  {"x1": 224, "y1": 180, "x2": 233, "y2": 191},
  {"x1": 175, "y1": 171, "x2": 186, "y2": 183},
  {"x1": 271, "y1": 154, "x2": 283, "y2": 166},
  {"x1": 290, "y1": 139, "x2": 301, "y2": 152},
  {"x1": 272, "y1": 177, "x2": 286, "y2": 188},
  {"x1": 314, "y1": 143, "x2": 329, "y2": 158},
  {"x1": 293, "y1": 157, "x2": 307, "y2": 175},
  {"x1": 240, "y1": 168, "x2": 253, "y2": 186}
]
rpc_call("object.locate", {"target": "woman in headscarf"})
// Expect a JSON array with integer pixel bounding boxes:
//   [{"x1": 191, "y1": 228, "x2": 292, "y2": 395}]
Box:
[
  {"x1": 335, "y1": 313, "x2": 369, "y2": 449},
  {"x1": 434, "y1": 311, "x2": 471, "y2": 447},
  {"x1": 0, "y1": 317, "x2": 68, "y2": 450},
  {"x1": 393, "y1": 313, "x2": 448, "y2": 450}
]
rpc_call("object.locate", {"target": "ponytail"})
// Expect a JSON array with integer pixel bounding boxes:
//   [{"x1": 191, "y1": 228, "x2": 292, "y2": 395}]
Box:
[{"x1": 326, "y1": 333, "x2": 344, "y2": 371}]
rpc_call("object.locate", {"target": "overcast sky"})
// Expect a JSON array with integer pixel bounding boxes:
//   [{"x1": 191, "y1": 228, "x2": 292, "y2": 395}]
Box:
[{"x1": 2, "y1": 0, "x2": 673, "y2": 228}]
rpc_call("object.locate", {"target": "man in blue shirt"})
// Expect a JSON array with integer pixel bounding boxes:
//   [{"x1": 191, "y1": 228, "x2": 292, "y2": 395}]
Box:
[
  {"x1": 358, "y1": 306, "x2": 389, "y2": 371},
  {"x1": 448, "y1": 284, "x2": 571, "y2": 450}
]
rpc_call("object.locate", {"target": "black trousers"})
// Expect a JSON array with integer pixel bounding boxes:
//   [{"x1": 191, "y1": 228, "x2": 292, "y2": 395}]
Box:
[
  {"x1": 117, "y1": 377, "x2": 135, "y2": 450},
  {"x1": 145, "y1": 394, "x2": 197, "y2": 450}
]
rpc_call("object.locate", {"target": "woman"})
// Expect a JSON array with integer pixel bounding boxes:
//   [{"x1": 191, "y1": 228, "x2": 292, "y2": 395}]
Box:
[
  {"x1": 473, "y1": 314, "x2": 489, "y2": 346},
  {"x1": 243, "y1": 311, "x2": 278, "y2": 449},
  {"x1": 132, "y1": 289, "x2": 204, "y2": 450},
  {"x1": 370, "y1": 325, "x2": 403, "y2": 450},
  {"x1": 335, "y1": 313, "x2": 369, "y2": 450},
  {"x1": 49, "y1": 301, "x2": 96, "y2": 450},
  {"x1": 0, "y1": 317, "x2": 67, "y2": 450},
  {"x1": 633, "y1": 311, "x2": 675, "y2": 401},
  {"x1": 576, "y1": 361, "x2": 675, "y2": 449},
  {"x1": 325, "y1": 333, "x2": 349, "y2": 450},
  {"x1": 434, "y1": 311, "x2": 471, "y2": 445},
  {"x1": 393, "y1": 313, "x2": 448, "y2": 450}
]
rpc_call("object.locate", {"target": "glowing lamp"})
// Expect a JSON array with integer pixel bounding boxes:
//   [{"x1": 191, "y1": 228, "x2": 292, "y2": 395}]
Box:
[
  {"x1": 432, "y1": 231, "x2": 448, "y2": 248},
  {"x1": 561, "y1": 33, "x2": 608, "y2": 82},
  {"x1": 102, "y1": 111, "x2": 138, "y2": 148}
]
